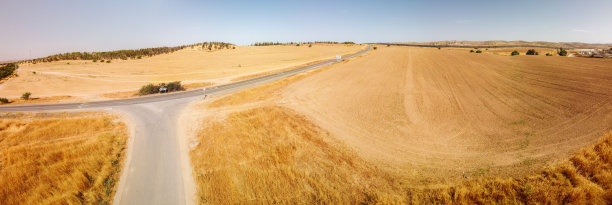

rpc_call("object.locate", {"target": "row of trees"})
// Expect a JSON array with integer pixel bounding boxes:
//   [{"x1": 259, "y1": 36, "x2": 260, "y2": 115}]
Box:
[
  {"x1": 200, "y1": 42, "x2": 234, "y2": 50},
  {"x1": 0, "y1": 63, "x2": 18, "y2": 80},
  {"x1": 510, "y1": 48, "x2": 567, "y2": 56},
  {"x1": 21, "y1": 42, "x2": 234, "y2": 64},
  {"x1": 252, "y1": 41, "x2": 355, "y2": 46}
]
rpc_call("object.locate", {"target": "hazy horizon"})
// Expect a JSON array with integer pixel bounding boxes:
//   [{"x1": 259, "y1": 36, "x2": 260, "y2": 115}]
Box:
[{"x1": 1, "y1": 0, "x2": 611, "y2": 61}]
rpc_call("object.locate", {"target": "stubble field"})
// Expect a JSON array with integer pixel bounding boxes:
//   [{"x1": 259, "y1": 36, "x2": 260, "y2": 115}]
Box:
[
  {"x1": 186, "y1": 46, "x2": 612, "y2": 203},
  {"x1": 0, "y1": 44, "x2": 364, "y2": 100}
]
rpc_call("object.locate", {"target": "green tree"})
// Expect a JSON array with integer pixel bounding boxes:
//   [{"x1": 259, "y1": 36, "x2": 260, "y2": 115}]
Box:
[
  {"x1": 138, "y1": 84, "x2": 160, "y2": 95},
  {"x1": 166, "y1": 81, "x2": 185, "y2": 92},
  {"x1": 21, "y1": 92, "x2": 31, "y2": 100},
  {"x1": 511, "y1": 51, "x2": 520, "y2": 56},
  {"x1": 557, "y1": 48, "x2": 568, "y2": 56},
  {"x1": 526, "y1": 49, "x2": 537, "y2": 55}
]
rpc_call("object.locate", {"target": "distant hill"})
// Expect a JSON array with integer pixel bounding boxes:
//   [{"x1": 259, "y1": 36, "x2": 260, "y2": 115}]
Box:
[{"x1": 391, "y1": 41, "x2": 612, "y2": 49}]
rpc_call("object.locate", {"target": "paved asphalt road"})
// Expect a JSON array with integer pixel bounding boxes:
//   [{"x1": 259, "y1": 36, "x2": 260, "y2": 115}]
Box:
[{"x1": 0, "y1": 45, "x2": 370, "y2": 205}]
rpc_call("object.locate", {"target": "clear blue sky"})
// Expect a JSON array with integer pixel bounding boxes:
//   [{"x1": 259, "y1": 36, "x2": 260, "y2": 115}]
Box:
[{"x1": 1, "y1": 0, "x2": 611, "y2": 61}]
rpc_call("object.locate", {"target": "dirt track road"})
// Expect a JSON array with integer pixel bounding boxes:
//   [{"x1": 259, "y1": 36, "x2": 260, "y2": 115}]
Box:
[{"x1": 0, "y1": 46, "x2": 370, "y2": 205}]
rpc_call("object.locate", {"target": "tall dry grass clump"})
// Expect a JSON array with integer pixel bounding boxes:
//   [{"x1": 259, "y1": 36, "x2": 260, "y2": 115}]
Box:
[
  {"x1": 415, "y1": 131, "x2": 612, "y2": 204},
  {"x1": 190, "y1": 106, "x2": 406, "y2": 204},
  {"x1": 0, "y1": 112, "x2": 128, "y2": 204},
  {"x1": 191, "y1": 104, "x2": 612, "y2": 204}
]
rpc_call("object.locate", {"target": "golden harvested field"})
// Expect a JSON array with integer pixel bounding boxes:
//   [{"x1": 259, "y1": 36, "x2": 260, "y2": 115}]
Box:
[
  {"x1": 282, "y1": 46, "x2": 612, "y2": 178},
  {"x1": 0, "y1": 44, "x2": 364, "y2": 99},
  {"x1": 187, "y1": 46, "x2": 612, "y2": 203},
  {"x1": 0, "y1": 112, "x2": 127, "y2": 204}
]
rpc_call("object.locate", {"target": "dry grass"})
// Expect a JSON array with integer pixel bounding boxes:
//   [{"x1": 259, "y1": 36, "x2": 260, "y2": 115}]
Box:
[
  {"x1": 0, "y1": 44, "x2": 364, "y2": 98},
  {"x1": 229, "y1": 59, "x2": 327, "y2": 82},
  {"x1": 207, "y1": 59, "x2": 352, "y2": 108},
  {"x1": 190, "y1": 106, "x2": 405, "y2": 204},
  {"x1": 206, "y1": 75, "x2": 302, "y2": 108},
  {"x1": 190, "y1": 104, "x2": 612, "y2": 204},
  {"x1": 1, "y1": 95, "x2": 76, "y2": 105},
  {"x1": 184, "y1": 82, "x2": 215, "y2": 90},
  {"x1": 416, "y1": 131, "x2": 612, "y2": 204},
  {"x1": 100, "y1": 90, "x2": 137, "y2": 99},
  {"x1": 0, "y1": 112, "x2": 128, "y2": 204}
]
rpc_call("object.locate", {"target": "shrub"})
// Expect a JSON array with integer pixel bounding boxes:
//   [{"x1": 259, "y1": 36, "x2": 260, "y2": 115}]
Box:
[
  {"x1": 138, "y1": 84, "x2": 160, "y2": 95},
  {"x1": 232, "y1": 47, "x2": 236, "y2": 49},
  {"x1": 166, "y1": 81, "x2": 185, "y2": 92},
  {"x1": 106, "y1": 60, "x2": 111, "y2": 63},
  {"x1": 511, "y1": 51, "x2": 520, "y2": 56},
  {"x1": 296, "y1": 44, "x2": 300, "y2": 46},
  {"x1": 557, "y1": 48, "x2": 568, "y2": 56},
  {"x1": 475, "y1": 50, "x2": 482, "y2": 53},
  {"x1": 309, "y1": 44, "x2": 312, "y2": 47},
  {"x1": 526, "y1": 49, "x2": 537, "y2": 55},
  {"x1": 137, "y1": 56, "x2": 142, "y2": 59},
  {"x1": 0, "y1": 98, "x2": 9, "y2": 104},
  {"x1": 373, "y1": 46, "x2": 377, "y2": 50},
  {"x1": 546, "y1": 53, "x2": 553, "y2": 56},
  {"x1": 21, "y1": 92, "x2": 31, "y2": 100},
  {"x1": 137, "y1": 81, "x2": 185, "y2": 95},
  {"x1": 93, "y1": 59, "x2": 97, "y2": 62},
  {"x1": 32, "y1": 71, "x2": 36, "y2": 74},
  {"x1": 99, "y1": 60, "x2": 105, "y2": 63},
  {"x1": 470, "y1": 50, "x2": 474, "y2": 53}
]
